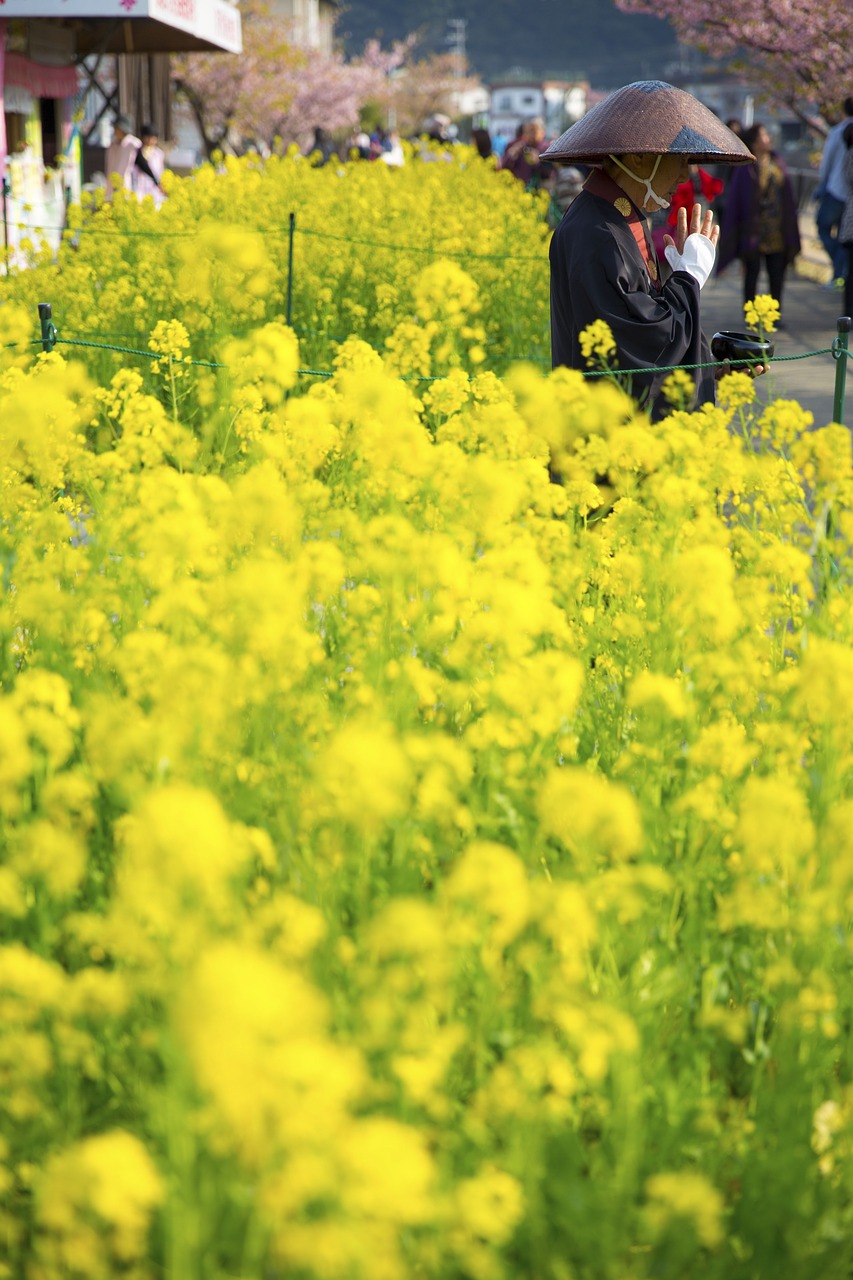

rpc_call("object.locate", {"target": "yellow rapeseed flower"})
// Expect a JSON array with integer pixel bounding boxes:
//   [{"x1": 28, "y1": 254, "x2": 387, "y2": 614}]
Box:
[
  {"x1": 645, "y1": 1170, "x2": 725, "y2": 1249},
  {"x1": 578, "y1": 319, "x2": 616, "y2": 365}
]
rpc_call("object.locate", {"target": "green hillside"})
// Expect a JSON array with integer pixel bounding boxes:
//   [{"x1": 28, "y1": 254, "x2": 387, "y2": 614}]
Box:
[{"x1": 339, "y1": 0, "x2": 682, "y2": 86}]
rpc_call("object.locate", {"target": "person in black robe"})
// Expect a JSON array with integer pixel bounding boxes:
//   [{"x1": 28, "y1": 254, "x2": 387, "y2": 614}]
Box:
[
  {"x1": 542, "y1": 81, "x2": 756, "y2": 421},
  {"x1": 550, "y1": 162, "x2": 717, "y2": 418}
]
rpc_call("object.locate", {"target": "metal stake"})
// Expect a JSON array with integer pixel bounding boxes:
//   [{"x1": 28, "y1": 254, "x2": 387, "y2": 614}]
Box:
[
  {"x1": 1, "y1": 177, "x2": 9, "y2": 264},
  {"x1": 286, "y1": 211, "x2": 295, "y2": 328},
  {"x1": 833, "y1": 316, "x2": 851, "y2": 426},
  {"x1": 38, "y1": 303, "x2": 57, "y2": 353}
]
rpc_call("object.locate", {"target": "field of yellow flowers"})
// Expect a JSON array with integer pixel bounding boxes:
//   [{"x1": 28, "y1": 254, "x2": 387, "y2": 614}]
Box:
[
  {"x1": 3, "y1": 144, "x2": 551, "y2": 384},
  {"x1": 2, "y1": 148, "x2": 853, "y2": 1280}
]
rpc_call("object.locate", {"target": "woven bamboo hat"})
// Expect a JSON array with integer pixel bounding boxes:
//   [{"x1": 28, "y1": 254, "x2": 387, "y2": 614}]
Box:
[{"x1": 542, "y1": 81, "x2": 755, "y2": 165}]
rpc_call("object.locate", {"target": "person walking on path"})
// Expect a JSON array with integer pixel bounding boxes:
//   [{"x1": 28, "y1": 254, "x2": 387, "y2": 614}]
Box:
[
  {"x1": 815, "y1": 96, "x2": 853, "y2": 290},
  {"x1": 716, "y1": 122, "x2": 800, "y2": 323},
  {"x1": 545, "y1": 80, "x2": 754, "y2": 421}
]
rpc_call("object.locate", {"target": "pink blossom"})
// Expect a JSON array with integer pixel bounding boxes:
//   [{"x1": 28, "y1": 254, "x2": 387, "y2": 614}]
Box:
[
  {"x1": 614, "y1": 0, "x2": 852, "y2": 124},
  {"x1": 172, "y1": 0, "x2": 405, "y2": 157}
]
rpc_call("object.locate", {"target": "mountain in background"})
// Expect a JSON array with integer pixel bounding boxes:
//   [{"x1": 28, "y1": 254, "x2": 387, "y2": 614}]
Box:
[{"x1": 338, "y1": 0, "x2": 684, "y2": 88}]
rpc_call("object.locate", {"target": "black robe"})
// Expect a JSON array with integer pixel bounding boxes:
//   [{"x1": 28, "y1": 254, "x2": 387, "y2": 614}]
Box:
[{"x1": 549, "y1": 188, "x2": 716, "y2": 421}]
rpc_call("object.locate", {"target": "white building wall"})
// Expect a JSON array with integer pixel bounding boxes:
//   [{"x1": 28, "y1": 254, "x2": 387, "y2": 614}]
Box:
[
  {"x1": 489, "y1": 81, "x2": 588, "y2": 140},
  {"x1": 268, "y1": 0, "x2": 335, "y2": 54},
  {"x1": 489, "y1": 85, "x2": 545, "y2": 139}
]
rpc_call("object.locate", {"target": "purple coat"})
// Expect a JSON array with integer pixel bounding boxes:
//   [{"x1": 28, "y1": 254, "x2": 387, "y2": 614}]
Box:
[{"x1": 717, "y1": 157, "x2": 801, "y2": 272}]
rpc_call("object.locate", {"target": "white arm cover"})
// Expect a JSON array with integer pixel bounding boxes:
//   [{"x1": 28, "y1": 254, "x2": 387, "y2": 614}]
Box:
[{"x1": 664, "y1": 232, "x2": 717, "y2": 289}]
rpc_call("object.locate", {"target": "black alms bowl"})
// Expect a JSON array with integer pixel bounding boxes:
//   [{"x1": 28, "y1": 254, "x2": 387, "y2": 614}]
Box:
[{"x1": 710, "y1": 330, "x2": 775, "y2": 365}]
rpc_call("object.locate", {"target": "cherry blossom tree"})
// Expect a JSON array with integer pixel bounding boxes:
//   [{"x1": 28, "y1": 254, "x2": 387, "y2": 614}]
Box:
[
  {"x1": 614, "y1": 0, "x2": 852, "y2": 126},
  {"x1": 268, "y1": 40, "x2": 409, "y2": 150},
  {"x1": 372, "y1": 52, "x2": 480, "y2": 137},
  {"x1": 171, "y1": 0, "x2": 405, "y2": 157}
]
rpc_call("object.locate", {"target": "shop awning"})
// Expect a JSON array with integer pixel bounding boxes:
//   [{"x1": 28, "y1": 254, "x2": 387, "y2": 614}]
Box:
[
  {"x1": 4, "y1": 53, "x2": 80, "y2": 99},
  {"x1": 0, "y1": 1, "x2": 243, "y2": 56}
]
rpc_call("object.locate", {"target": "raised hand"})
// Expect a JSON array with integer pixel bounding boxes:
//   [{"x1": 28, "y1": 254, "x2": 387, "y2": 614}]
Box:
[{"x1": 663, "y1": 203, "x2": 719, "y2": 255}]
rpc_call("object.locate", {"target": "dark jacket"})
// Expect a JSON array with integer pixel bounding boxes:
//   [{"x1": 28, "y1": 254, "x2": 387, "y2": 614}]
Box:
[
  {"x1": 550, "y1": 189, "x2": 716, "y2": 421},
  {"x1": 501, "y1": 137, "x2": 553, "y2": 189},
  {"x1": 717, "y1": 155, "x2": 801, "y2": 271}
]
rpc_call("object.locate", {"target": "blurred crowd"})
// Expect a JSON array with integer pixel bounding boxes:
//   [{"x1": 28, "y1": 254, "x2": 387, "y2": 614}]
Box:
[
  {"x1": 308, "y1": 114, "x2": 588, "y2": 230},
  {"x1": 105, "y1": 98, "x2": 853, "y2": 320}
]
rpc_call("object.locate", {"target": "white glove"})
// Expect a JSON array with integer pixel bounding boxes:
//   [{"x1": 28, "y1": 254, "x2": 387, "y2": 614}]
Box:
[{"x1": 664, "y1": 232, "x2": 716, "y2": 289}]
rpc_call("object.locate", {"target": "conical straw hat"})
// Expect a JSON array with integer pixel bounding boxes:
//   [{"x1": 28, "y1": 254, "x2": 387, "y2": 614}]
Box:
[{"x1": 542, "y1": 80, "x2": 755, "y2": 165}]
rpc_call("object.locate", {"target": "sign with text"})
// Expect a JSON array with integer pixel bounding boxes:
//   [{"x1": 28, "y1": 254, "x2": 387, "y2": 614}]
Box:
[{"x1": 0, "y1": 1, "x2": 242, "y2": 54}]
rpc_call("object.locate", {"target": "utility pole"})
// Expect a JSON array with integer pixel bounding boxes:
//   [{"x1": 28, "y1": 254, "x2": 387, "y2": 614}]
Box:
[{"x1": 446, "y1": 18, "x2": 467, "y2": 75}]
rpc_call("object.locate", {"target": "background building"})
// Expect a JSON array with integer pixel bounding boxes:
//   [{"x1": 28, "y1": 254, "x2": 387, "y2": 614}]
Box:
[
  {"x1": 0, "y1": 1, "x2": 241, "y2": 263},
  {"x1": 269, "y1": 0, "x2": 339, "y2": 55},
  {"x1": 169, "y1": 0, "x2": 341, "y2": 171},
  {"x1": 489, "y1": 71, "x2": 588, "y2": 141}
]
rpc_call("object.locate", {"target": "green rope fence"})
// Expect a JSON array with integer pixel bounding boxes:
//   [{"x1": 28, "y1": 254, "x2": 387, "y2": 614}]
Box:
[
  {"x1": 9, "y1": 213, "x2": 850, "y2": 417},
  {"x1": 20, "y1": 302, "x2": 853, "y2": 413},
  {"x1": 4, "y1": 212, "x2": 545, "y2": 257},
  {"x1": 296, "y1": 225, "x2": 545, "y2": 262}
]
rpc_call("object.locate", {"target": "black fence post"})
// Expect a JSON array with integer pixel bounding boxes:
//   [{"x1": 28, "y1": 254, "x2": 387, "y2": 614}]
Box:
[
  {"x1": 1, "y1": 177, "x2": 9, "y2": 263},
  {"x1": 38, "y1": 303, "x2": 57, "y2": 353},
  {"x1": 286, "y1": 211, "x2": 296, "y2": 329},
  {"x1": 833, "y1": 317, "x2": 851, "y2": 426}
]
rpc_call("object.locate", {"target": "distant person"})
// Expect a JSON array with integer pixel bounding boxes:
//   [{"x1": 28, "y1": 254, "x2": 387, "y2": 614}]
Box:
[
  {"x1": 549, "y1": 164, "x2": 585, "y2": 228},
  {"x1": 668, "y1": 164, "x2": 724, "y2": 228},
  {"x1": 380, "y1": 130, "x2": 405, "y2": 167},
  {"x1": 839, "y1": 123, "x2": 853, "y2": 320},
  {"x1": 105, "y1": 114, "x2": 142, "y2": 199},
  {"x1": 471, "y1": 127, "x2": 493, "y2": 160},
  {"x1": 347, "y1": 127, "x2": 370, "y2": 160},
  {"x1": 505, "y1": 121, "x2": 524, "y2": 159},
  {"x1": 492, "y1": 129, "x2": 508, "y2": 159},
  {"x1": 546, "y1": 80, "x2": 755, "y2": 421},
  {"x1": 814, "y1": 95, "x2": 853, "y2": 290},
  {"x1": 712, "y1": 125, "x2": 744, "y2": 235},
  {"x1": 305, "y1": 126, "x2": 334, "y2": 166},
  {"x1": 413, "y1": 115, "x2": 454, "y2": 162},
  {"x1": 717, "y1": 122, "x2": 801, "y2": 322},
  {"x1": 501, "y1": 117, "x2": 552, "y2": 190},
  {"x1": 368, "y1": 127, "x2": 387, "y2": 160},
  {"x1": 424, "y1": 114, "x2": 453, "y2": 145},
  {"x1": 134, "y1": 123, "x2": 166, "y2": 208},
  {"x1": 652, "y1": 163, "x2": 724, "y2": 257}
]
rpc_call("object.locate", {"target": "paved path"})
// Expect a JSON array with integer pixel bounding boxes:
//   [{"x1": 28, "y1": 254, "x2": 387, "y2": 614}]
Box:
[
  {"x1": 701, "y1": 270, "x2": 849, "y2": 429},
  {"x1": 700, "y1": 210, "x2": 851, "y2": 428}
]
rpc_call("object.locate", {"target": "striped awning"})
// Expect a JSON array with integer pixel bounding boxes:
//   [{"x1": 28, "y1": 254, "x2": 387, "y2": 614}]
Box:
[{"x1": 4, "y1": 53, "x2": 80, "y2": 100}]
